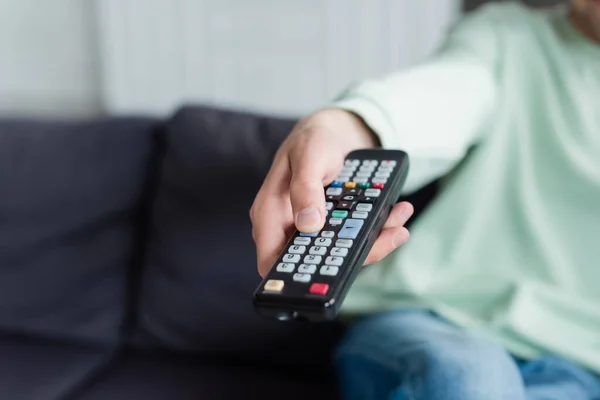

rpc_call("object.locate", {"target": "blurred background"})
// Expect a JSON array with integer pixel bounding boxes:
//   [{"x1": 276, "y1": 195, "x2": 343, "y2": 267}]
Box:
[{"x1": 0, "y1": 0, "x2": 563, "y2": 120}]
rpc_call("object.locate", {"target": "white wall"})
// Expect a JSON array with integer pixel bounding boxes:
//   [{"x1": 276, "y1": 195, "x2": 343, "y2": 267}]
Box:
[{"x1": 0, "y1": 0, "x2": 101, "y2": 117}]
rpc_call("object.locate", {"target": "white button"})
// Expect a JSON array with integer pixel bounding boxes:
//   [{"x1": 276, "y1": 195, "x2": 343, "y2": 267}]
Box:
[
  {"x1": 293, "y1": 273, "x2": 311, "y2": 282},
  {"x1": 283, "y1": 254, "x2": 300, "y2": 263},
  {"x1": 315, "y1": 238, "x2": 332, "y2": 246},
  {"x1": 329, "y1": 218, "x2": 343, "y2": 226},
  {"x1": 288, "y1": 245, "x2": 306, "y2": 254},
  {"x1": 359, "y1": 166, "x2": 375, "y2": 173},
  {"x1": 352, "y1": 177, "x2": 369, "y2": 184},
  {"x1": 321, "y1": 231, "x2": 335, "y2": 238},
  {"x1": 330, "y1": 247, "x2": 348, "y2": 257},
  {"x1": 345, "y1": 159, "x2": 360, "y2": 166},
  {"x1": 341, "y1": 166, "x2": 356, "y2": 173},
  {"x1": 356, "y1": 203, "x2": 373, "y2": 212},
  {"x1": 320, "y1": 265, "x2": 339, "y2": 276},
  {"x1": 325, "y1": 256, "x2": 344, "y2": 266},
  {"x1": 326, "y1": 187, "x2": 342, "y2": 196},
  {"x1": 304, "y1": 255, "x2": 322, "y2": 264},
  {"x1": 326, "y1": 202, "x2": 334, "y2": 210},
  {"x1": 371, "y1": 177, "x2": 387, "y2": 184},
  {"x1": 298, "y1": 264, "x2": 317, "y2": 274},
  {"x1": 381, "y1": 160, "x2": 396, "y2": 167},
  {"x1": 355, "y1": 171, "x2": 371, "y2": 178},
  {"x1": 294, "y1": 237, "x2": 311, "y2": 245},
  {"x1": 276, "y1": 263, "x2": 295, "y2": 273},
  {"x1": 378, "y1": 166, "x2": 394, "y2": 173},
  {"x1": 309, "y1": 246, "x2": 328, "y2": 255},
  {"x1": 364, "y1": 188, "x2": 381, "y2": 197},
  {"x1": 336, "y1": 239, "x2": 353, "y2": 248},
  {"x1": 362, "y1": 160, "x2": 378, "y2": 166},
  {"x1": 336, "y1": 175, "x2": 351, "y2": 182},
  {"x1": 352, "y1": 211, "x2": 368, "y2": 219},
  {"x1": 375, "y1": 171, "x2": 390, "y2": 178}
]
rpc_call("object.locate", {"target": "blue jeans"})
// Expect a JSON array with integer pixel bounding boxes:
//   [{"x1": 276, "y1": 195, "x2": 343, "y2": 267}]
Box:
[{"x1": 335, "y1": 309, "x2": 600, "y2": 400}]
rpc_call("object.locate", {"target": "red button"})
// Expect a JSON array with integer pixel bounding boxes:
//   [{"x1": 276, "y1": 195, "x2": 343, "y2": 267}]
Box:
[
  {"x1": 309, "y1": 283, "x2": 329, "y2": 295},
  {"x1": 373, "y1": 183, "x2": 385, "y2": 189}
]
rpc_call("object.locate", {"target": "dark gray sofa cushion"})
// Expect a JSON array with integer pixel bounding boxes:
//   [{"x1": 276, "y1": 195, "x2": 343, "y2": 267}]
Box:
[
  {"x1": 0, "y1": 117, "x2": 158, "y2": 345},
  {"x1": 137, "y1": 106, "x2": 344, "y2": 372}
]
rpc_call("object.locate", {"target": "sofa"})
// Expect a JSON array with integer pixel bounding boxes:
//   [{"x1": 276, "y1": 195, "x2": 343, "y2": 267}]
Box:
[{"x1": 0, "y1": 105, "x2": 437, "y2": 399}]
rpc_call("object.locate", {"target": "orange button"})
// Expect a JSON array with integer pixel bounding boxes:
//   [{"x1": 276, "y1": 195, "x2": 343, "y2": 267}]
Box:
[
  {"x1": 344, "y1": 182, "x2": 356, "y2": 188},
  {"x1": 309, "y1": 283, "x2": 329, "y2": 295},
  {"x1": 264, "y1": 279, "x2": 284, "y2": 293}
]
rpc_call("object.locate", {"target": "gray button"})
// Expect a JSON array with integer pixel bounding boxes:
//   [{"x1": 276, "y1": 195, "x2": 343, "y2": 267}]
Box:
[
  {"x1": 381, "y1": 160, "x2": 396, "y2": 167},
  {"x1": 326, "y1": 187, "x2": 343, "y2": 196},
  {"x1": 359, "y1": 166, "x2": 375, "y2": 173},
  {"x1": 330, "y1": 247, "x2": 348, "y2": 257},
  {"x1": 276, "y1": 263, "x2": 295, "y2": 273},
  {"x1": 356, "y1": 203, "x2": 373, "y2": 212},
  {"x1": 355, "y1": 171, "x2": 371, "y2": 178},
  {"x1": 336, "y1": 239, "x2": 353, "y2": 248},
  {"x1": 362, "y1": 160, "x2": 378, "y2": 167},
  {"x1": 352, "y1": 177, "x2": 369, "y2": 184},
  {"x1": 341, "y1": 166, "x2": 356, "y2": 174},
  {"x1": 352, "y1": 211, "x2": 368, "y2": 219},
  {"x1": 371, "y1": 177, "x2": 387, "y2": 184},
  {"x1": 325, "y1": 256, "x2": 344, "y2": 266},
  {"x1": 345, "y1": 159, "x2": 360, "y2": 166},
  {"x1": 320, "y1": 265, "x2": 339, "y2": 276},
  {"x1": 364, "y1": 188, "x2": 381, "y2": 197},
  {"x1": 338, "y1": 219, "x2": 364, "y2": 239},
  {"x1": 298, "y1": 264, "x2": 317, "y2": 274},
  {"x1": 315, "y1": 238, "x2": 332, "y2": 246},
  {"x1": 375, "y1": 171, "x2": 390, "y2": 178},
  {"x1": 378, "y1": 166, "x2": 394, "y2": 173},
  {"x1": 336, "y1": 175, "x2": 351, "y2": 182},
  {"x1": 293, "y1": 273, "x2": 311, "y2": 282},
  {"x1": 321, "y1": 231, "x2": 335, "y2": 238},
  {"x1": 326, "y1": 202, "x2": 334, "y2": 210},
  {"x1": 329, "y1": 218, "x2": 343, "y2": 226},
  {"x1": 309, "y1": 246, "x2": 327, "y2": 255},
  {"x1": 283, "y1": 254, "x2": 300, "y2": 263},
  {"x1": 304, "y1": 255, "x2": 322, "y2": 264},
  {"x1": 294, "y1": 237, "x2": 311, "y2": 245},
  {"x1": 288, "y1": 245, "x2": 306, "y2": 254}
]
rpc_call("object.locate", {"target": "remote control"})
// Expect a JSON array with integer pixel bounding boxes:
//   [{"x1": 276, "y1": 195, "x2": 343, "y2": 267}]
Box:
[{"x1": 253, "y1": 149, "x2": 409, "y2": 322}]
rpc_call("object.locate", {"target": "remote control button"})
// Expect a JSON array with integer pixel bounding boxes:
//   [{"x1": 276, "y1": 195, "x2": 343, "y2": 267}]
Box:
[
  {"x1": 330, "y1": 247, "x2": 348, "y2": 257},
  {"x1": 371, "y1": 177, "x2": 387, "y2": 184},
  {"x1": 327, "y1": 195, "x2": 341, "y2": 202},
  {"x1": 276, "y1": 263, "x2": 295, "y2": 273},
  {"x1": 375, "y1": 171, "x2": 390, "y2": 178},
  {"x1": 344, "y1": 188, "x2": 362, "y2": 196},
  {"x1": 264, "y1": 279, "x2": 284, "y2": 292},
  {"x1": 359, "y1": 166, "x2": 375, "y2": 173},
  {"x1": 343, "y1": 182, "x2": 355, "y2": 188},
  {"x1": 381, "y1": 160, "x2": 396, "y2": 167},
  {"x1": 315, "y1": 238, "x2": 332, "y2": 246},
  {"x1": 321, "y1": 231, "x2": 335, "y2": 238},
  {"x1": 336, "y1": 175, "x2": 351, "y2": 182},
  {"x1": 336, "y1": 239, "x2": 353, "y2": 248},
  {"x1": 338, "y1": 219, "x2": 364, "y2": 239},
  {"x1": 300, "y1": 232, "x2": 319, "y2": 237},
  {"x1": 330, "y1": 181, "x2": 343, "y2": 187},
  {"x1": 326, "y1": 202, "x2": 334, "y2": 210},
  {"x1": 341, "y1": 165, "x2": 357, "y2": 172},
  {"x1": 364, "y1": 188, "x2": 381, "y2": 197},
  {"x1": 356, "y1": 203, "x2": 373, "y2": 212},
  {"x1": 352, "y1": 177, "x2": 369, "y2": 184},
  {"x1": 342, "y1": 195, "x2": 355, "y2": 201},
  {"x1": 320, "y1": 265, "x2": 339, "y2": 276},
  {"x1": 294, "y1": 237, "x2": 311, "y2": 245},
  {"x1": 309, "y1": 282, "x2": 329, "y2": 295},
  {"x1": 355, "y1": 171, "x2": 371, "y2": 178},
  {"x1": 298, "y1": 264, "x2": 317, "y2": 274},
  {"x1": 293, "y1": 273, "x2": 311, "y2": 283},
  {"x1": 325, "y1": 256, "x2": 344, "y2": 266},
  {"x1": 304, "y1": 255, "x2": 322, "y2": 264},
  {"x1": 329, "y1": 218, "x2": 343, "y2": 226},
  {"x1": 309, "y1": 246, "x2": 328, "y2": 255},
  {"x1": 336, "y1": 201, "x2": 355, "y2": 210},
  {"x1": 288, "y1": 245, "x2": 306, "y2": 254},
  {"x1": 331, "y1": 210, "x2": 348, "y2": 218},
  {"x1": 283, "y1": 254, "x2": 301, "y2": 263},
  {"x1": 362, "y1": 159, "x2": 378, "y2": 166},
  {"x1": 326, "y1": 187, "x2": 343, "y2": 196},
  {"x1": 358, "y1": 196, "x2": 376, "y2": 203},
  {"x1": 372, "y1": 183, "x2": 385, "y2": 189},
  {"x1": 378, "y1": 166, "x2": 394, "y2": 173},
  {"x1": 359, "y1": 182, "x2": 370, "y2": 189},
  {"x1": 352, "y1": 211, "x2": 369, "y2": 219},
  {"x1": 346, "y1": 159, "x2": 360, "y2": 166}
]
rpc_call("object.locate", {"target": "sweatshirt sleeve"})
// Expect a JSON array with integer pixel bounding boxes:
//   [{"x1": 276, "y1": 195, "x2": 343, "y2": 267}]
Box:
[{"x1": 330, "y1": 4, "x2": 504, "y2": 194}]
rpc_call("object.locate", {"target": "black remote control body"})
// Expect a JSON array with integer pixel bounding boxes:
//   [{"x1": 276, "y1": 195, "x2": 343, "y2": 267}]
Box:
[{"x1": 253, "y1": 149, "x2": 409, "y2": 322}]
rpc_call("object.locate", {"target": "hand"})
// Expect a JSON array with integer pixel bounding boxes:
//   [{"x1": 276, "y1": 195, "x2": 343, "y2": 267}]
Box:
[{"x1": 250, "y1": 108, "x2": 414, "y2": 277}]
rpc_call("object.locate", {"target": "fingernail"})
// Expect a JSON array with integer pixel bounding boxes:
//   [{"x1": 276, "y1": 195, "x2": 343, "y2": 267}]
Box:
[{"x1": 296, "y1": 207, "x2": 321, "y2": 231}]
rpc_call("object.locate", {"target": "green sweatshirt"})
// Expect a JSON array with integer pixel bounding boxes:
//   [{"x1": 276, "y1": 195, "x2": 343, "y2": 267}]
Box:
[{"x1": 332, "y1": 2, "x2": 600, "y2": 374}]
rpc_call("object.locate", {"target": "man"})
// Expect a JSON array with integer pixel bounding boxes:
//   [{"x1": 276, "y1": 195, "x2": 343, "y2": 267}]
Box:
[{"x1": 250, "y1": 0, "x2": 600, "y2": 398}]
